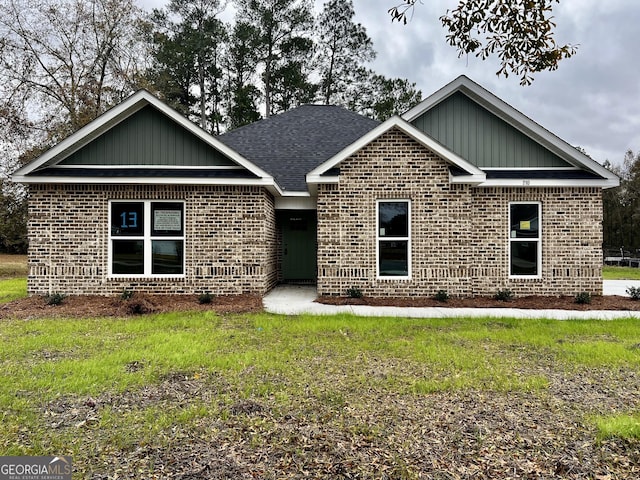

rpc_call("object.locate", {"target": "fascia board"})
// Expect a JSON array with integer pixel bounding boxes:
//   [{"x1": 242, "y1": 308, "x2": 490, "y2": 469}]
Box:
[
  {"x1": 142, "y1": 94, "x2": 273, "y2": 180},
  {"x1": 402, "y1": 76, "x2": 467, "y2": 122},
  {"x1": 449, "y1": 173, "x2": 486, "y2": 185},
  {"x1": 11, "y1": 174, "x2": 279, "y2": 188},
  {"x1": 306, "y1": 175, "x2": 339, "y2": 184},
  {"x1": 13, "y1": 90, "x2": 273, "y2": 182},
  {"x1": 306, "y1": 115, "x2": 485, "y2": 181},
  {"x1": 476, "y1": 178, "x2": 620, "y2": 188},
  {"x1": 403, "y1": 76, "x2": 619, "y2": 184}
]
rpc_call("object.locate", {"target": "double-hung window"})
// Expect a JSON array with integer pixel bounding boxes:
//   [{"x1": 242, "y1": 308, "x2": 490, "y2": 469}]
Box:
[
  {"x1": 509, "y1": 202, "x2": 541, "y2": 277},
  {"x1": 377, "y1": 200, "x2": 410, "y2": 278},
  {"x1": 110, "y1": 201, "x2": 185, "y2": 276}
]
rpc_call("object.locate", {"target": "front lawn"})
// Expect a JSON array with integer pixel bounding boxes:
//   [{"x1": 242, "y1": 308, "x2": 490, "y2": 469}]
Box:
[
  {"x1": 1, "y1": 312, "x2": 638, "y2": 478},
  {"x1": 603, "y1": 265, "x2": 640, "y2": 280},
  {"x1": 0, "y1": 277, "x2": 27, "y2": 303}
]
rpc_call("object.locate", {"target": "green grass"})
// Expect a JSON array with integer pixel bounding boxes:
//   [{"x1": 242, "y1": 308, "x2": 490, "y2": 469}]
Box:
[
  {"x1": 0, "y1": 277, "x2": 27, "y2": 303},
  {"x1": 603, "y1": 265, "x2": 640, "y2": 280},
  {"x1": 594, "y1": 413, "x2": 640, "y2": 440},
  {"x1": 1, "y1": 313, "x2": 640, "y2": 456}
]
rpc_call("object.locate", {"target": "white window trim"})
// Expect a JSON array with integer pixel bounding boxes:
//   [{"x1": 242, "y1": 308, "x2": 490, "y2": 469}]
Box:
[
  {"x1": 376, "y1": 199, "x2": 412, "y2": 280},
  {"x1": 508, "y1": 201, "x2": 542, "y2": 279},
  {"x1": 108, "y1": 200, "x2": 186, "y2": 278}
]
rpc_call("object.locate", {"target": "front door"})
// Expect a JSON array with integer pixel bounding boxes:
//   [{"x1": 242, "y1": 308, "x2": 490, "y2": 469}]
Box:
[{"x1": 280, "y1": 210, "x2": 317, "y2": 281}]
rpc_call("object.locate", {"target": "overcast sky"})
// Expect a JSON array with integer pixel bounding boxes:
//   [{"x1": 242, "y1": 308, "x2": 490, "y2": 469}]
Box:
[{"x1": 138, "y1": 0, "x2": 640, "y2": 166}]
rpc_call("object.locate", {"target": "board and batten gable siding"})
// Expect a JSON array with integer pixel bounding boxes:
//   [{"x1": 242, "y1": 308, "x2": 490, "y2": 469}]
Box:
[
  {"x1": 316, "y1": 127, "x2": 603, "y2": 298},
  {"x1": 410, "y1": 91, "x2": 571, "y2": 169},
  {"x1": 59, "y1": 105, "x2": 237, "y2": 167},
  {"x1": 26, "y1": 184, "x2": 277, "y2": 296}
]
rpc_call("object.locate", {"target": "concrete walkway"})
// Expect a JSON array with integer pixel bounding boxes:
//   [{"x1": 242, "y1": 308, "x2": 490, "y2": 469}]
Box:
[
  {"x1": 263, "y1": 282, "x2": 640, "y2": 320},
  {"x1": 603, "y1": 280, "x2": 640, "y2": 296}
]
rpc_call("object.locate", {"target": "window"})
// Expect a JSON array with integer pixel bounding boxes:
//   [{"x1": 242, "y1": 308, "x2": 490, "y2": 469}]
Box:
[
  {"x1": 110, "y1": 201, "x2": 185, "y2": 276},
  {"x1": 509, "y1": 202, "x2": 541, "y2": 277},
  {"x1": 377, "y1": 200, "x2": 410, "y2": 278}
]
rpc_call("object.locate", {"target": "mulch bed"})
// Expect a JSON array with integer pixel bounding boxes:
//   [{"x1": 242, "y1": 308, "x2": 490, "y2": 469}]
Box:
[
  {"x1": 318, "y1": 294, "x2": 640, "y2": 311},
  {"x1": 0, "y1": 293, "x2": 263, "y2": 319},
  {"x1": 2, "y1": 292, "x2": 640, "y2": 319}
]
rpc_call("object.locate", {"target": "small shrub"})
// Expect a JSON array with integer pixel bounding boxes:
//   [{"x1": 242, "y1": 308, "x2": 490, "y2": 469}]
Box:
[
  {"x1": 626, "y1": 286, "x2": 640, "y2": 300},
  {"x1": 120, "y1": 289, "x2": 134, "y2": 300},
  {"x1": 346, "y1": 287, "x2": 363, "y2": 299},
  {"x1": 124, "y1": 296, "x2": 156, "y2": 315},
  {"x1": 434, "y1": 290, "x2": 450, "y2": 302},
  {"x1": 575, "y1": 291, "x2": 592, "y2": 304},
  {"x1": 46, "y1": 292, "x2": 66, "y2": 306},
  {"x1": 198, "y1": 292, "x2": 213, "y2": 304},
  {"x1": 494, "y1": 289, "x2": 514, "y2": 302}
]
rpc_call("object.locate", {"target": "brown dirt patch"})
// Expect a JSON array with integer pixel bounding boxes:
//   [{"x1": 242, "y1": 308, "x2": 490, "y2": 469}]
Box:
[
  {"x1": 318, "y1": 294, "x2": 640, "y2": 310},
  {"x1": 0, "y1": 293, "x2": 262, "y2": 319},
  {"x1": 59, "y1": 370, "x2": 640, "y2": 479}
]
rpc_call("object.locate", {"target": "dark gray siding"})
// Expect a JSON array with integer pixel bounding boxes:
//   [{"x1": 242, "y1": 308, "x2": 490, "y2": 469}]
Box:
[
  {"x1": 411, "y1": 92, "x2": 572, "y2": 168},
  {"x1": 60, "y1": 105, "x2": 237, "y2": 167}
]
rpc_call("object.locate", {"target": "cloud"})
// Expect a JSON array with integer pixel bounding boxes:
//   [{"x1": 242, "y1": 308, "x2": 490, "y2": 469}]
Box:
[
  {"x1": 352, "y1": 0, "x2": 640, "y2": 165},
  {"x1": 137, "y1": 0, "x2": 640, "y2": 164}
]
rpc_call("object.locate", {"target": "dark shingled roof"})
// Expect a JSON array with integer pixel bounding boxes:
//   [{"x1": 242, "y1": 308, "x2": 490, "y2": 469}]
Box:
[{"x1": 218, "y1": 105, "x2": 380, "y2": 192}]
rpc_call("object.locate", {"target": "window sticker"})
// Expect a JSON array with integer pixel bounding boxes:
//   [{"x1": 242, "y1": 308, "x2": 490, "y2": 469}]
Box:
[{"x1": 154, "y1": 210, "x2": 182, "y2": 231}]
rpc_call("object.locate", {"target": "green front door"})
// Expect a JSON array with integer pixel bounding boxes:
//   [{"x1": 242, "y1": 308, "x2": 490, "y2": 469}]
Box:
[{"x1": 280, "y1": 210, "x2": 317, "y2": 281}]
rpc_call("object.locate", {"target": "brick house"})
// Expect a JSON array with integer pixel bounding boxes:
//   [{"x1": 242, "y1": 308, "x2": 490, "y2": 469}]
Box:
[{"x1": 13, "y1": 76, "x2": 618, "y2": 297}]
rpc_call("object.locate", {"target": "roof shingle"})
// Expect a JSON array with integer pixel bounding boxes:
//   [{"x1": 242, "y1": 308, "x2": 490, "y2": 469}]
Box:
[{"x1": 218, "y1": 105, "x2": 380, "y2": 192}]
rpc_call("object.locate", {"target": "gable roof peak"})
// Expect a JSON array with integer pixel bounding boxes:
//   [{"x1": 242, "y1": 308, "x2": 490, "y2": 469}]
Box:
[
  {"x1": 13, "y1": 89, "x2": 274, "y2": 185},
  {"x1": 402, "y1": 76, "x2": 618, "y2": 187}
]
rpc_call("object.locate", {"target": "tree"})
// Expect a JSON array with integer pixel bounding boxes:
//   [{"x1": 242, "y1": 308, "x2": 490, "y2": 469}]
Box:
[
  {"x1": 149, "y1": 0, "x2": 228, "y2": 133},
  {"x1": 0, "y1": 177, "x2": 28, "y2": 254},
  {"x1": 348, "y1": 71, "x2": 422, "y2": 121},
  {"x1": 603, "y1": 151, "x2": 640, "y2": 254},
  {"x1": 388, "y1": 0, "x2": 577, "y2": 85},
  {"x1": 315, "y1": 0, "x2": 375, "y2": 105},
  {"x1": 0, "y1": 0, "x2": 147, "y2": 253},
  {"x1": 235, "y1": 0, "x2": 314, "y2": 117},
  {"x1": 269, "y1": 36, "x2": 317, "y2": 114},
  {"x1": 0, "y1": 0, "x2": 148, "y2": 139},
  {"x1": 224, "y1": 21, "x2": 262, "y2": 129}
]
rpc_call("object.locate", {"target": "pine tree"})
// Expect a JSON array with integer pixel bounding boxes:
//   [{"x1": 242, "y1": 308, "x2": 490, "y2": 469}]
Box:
[
  {"x1": 235, "y1": 0, "x2": 314, "y2": 117},
  {"x1": 149, "y1": 0, "x2": 227, "y2": 133},
  {"x1": 316, "y1": 0, "x2": 375, "y2": 105}
]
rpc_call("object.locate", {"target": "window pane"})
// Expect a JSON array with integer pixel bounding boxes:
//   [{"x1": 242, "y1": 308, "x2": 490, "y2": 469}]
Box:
[
  {"x1": 111, "y1": 203, "x2": 144, "y2": 236},
  {"x1": 511, "y1": 241, "x2": 538, "y2": 276},
  {"x1": 112, "y1": 240, "x2": 144, "y2": 274},
  {"x1": 510, "y1": 204, "x2": 539, "y2": 238},
  {"x1": 379, "y1": 240, "x2": 408, "y2": 276},
  {"x1": 379, "y1": 202, "x2": 408, "y2": 237},
  {"x1": 152, "y1": 240, "x2": 184, "y2": 274},
  {"x1": 152, "y1": 202, "x2": 184, "y2": 236}
]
